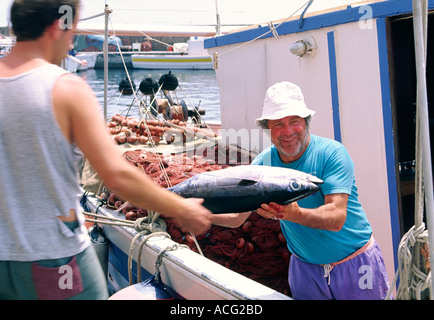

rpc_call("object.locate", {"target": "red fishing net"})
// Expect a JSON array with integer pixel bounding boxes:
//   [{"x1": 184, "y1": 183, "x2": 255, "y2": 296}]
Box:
[
  {"x1": 105, "y1": 148, "x2": 290, "y2": 296},
  {"x1": 103, "y1": 115, "x2": 291, "y2": 296}
]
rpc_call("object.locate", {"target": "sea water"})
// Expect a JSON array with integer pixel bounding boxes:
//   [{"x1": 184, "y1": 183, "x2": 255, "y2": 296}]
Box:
[{"x1": 76, "y1": 68, "x2": 221, "y2": 123}]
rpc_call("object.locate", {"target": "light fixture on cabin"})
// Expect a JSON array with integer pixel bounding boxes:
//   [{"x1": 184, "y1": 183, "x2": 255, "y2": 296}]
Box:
[{"x1": 290, "y1": 36, "x2": 317, "y2": 57}]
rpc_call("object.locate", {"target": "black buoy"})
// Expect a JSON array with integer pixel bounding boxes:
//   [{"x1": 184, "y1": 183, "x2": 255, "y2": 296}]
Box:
[
  {"x1": 139, "y1": 76, "x2": 158, "y2": 95},
  {"x1": 158, "y1": 71, "x2": 178, "y2": 91},
  {"x1": 118, "y1": 77, "x2": 136, "y2": 95}
]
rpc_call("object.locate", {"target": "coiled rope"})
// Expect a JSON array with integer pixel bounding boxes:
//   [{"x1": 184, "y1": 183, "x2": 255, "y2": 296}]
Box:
[
  {"x1": 386, "y1": 223, "x2": 431, "y2": 300},
  {"x1": 83, "y1": 211, "x2": 184, "y2": 285}
]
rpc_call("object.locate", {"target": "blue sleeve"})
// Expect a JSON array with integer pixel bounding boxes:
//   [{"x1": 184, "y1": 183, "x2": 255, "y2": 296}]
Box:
[
  {"x1": 251, "y1": 154, "x2": 263, "y2": 165},
  {"x1": 320, "y1": 145, "x2": 354, "y2": 195},
  {"x1": 251, "y1": 146, "x2": 273, "y2": 166}
]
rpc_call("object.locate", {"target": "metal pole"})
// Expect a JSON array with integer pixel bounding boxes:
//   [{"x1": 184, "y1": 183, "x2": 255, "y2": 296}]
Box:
[
  {"x1": 215, "y1": 0, "x2": 221, "y2": 35},
  {"x1": 103, "y1": 3, "x2": 110, "y2": 120},
  {"x1": 412, "y1": 0, "x2": 434, "y2": 299}
]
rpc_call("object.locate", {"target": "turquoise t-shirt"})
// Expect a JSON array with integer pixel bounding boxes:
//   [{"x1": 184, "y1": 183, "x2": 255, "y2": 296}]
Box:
[{"x1": 251, "y1": 134, "x2": 372, "y2": 264}]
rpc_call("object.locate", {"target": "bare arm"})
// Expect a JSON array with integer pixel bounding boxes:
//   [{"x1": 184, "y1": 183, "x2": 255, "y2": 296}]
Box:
[
  {"x1": 257, "y1": 193, "x2": 348, "y2": 231},
  {"x1": 52, "y1": 74, "x2": 212, "y2": 235}
]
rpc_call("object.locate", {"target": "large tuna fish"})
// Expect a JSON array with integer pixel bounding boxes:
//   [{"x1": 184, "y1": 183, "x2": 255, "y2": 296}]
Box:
[{"x1": 169, "y1": 165, "x2": 323, "y2": 214}]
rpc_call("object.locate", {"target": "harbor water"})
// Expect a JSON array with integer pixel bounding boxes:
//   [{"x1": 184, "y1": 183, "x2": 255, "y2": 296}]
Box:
[{"x1": 77, "y1": 68, "x2": 221, "y2": 124}]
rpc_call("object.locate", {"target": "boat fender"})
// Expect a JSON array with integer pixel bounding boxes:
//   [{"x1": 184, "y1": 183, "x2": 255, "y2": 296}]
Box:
[
  {"x1": 108, "y1": 272, "x2": 173, "y2": 300},
  {"x1": 88, "y1": 224, "x2": 108, "y2": 277},
  {"x1": 140, "y1": 41, "x2": 152, "y2": 51},
  {"x1": 139, "y1": 76, "x2": 158, "y2": 95},
  {"x1": 158, "y1": 71, "x2": 178, "y2": 91},
  {"x1": 118, "y1": 77, "x2": 136, "y2": 95}
]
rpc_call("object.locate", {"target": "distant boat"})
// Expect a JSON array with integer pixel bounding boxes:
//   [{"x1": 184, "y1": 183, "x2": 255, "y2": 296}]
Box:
[
  {"x1": 132, "y1": 37, "x2": 213, "y2": 70},
  {"x1": 0, "y1": 34, "x2": 15, "y2": 58},
  {"x1": 75, "y1": 52, "x2": 98, "y2": 71},
  {"x1": 61, "y1": 52, "x2": 97, "y2": 73},
  {"x1": 61, "y1": 56, "x2": 79, "y2": 73}
]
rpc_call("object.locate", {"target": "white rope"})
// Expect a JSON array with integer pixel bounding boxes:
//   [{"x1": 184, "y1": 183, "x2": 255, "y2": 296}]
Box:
[
  {"x1": 83, "y1": 211, "x2": 170, "y2": 284},
  {"x1": 215, "y1": 0, "x2": 311, "y2": 59},
  {"x1": 386, "y1": 0, "x2": 432, "y2": 300},
  {"x1": 386, "y1": 223, "x2": 431, "y2": 300}
]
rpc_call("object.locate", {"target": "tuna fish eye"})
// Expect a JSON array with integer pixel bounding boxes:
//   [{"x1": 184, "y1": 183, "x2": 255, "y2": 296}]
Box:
[{"x1": 290, "y1": 180, "x2": 302, "y2": 191}]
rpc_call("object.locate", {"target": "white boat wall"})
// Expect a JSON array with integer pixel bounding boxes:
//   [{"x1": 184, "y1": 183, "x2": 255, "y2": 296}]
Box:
[
  {"x1": 76, "y1": 52, "x2": 98, "y2": 71},
  {"x1": 132, "y1": 37, "x2": 213, "y2": 70},
  {"x1": 61, "y1": 56, "x2": 79, "y2": 73},
  {"x1": 0, "y1": 35, "x2": 15, "y2": 57},
  {"x1": 84, "y1": 194, "x2": 291, "y2": 300},
  {"x1": 204, "y1": 0, "x2": 434, "y2": 286}
]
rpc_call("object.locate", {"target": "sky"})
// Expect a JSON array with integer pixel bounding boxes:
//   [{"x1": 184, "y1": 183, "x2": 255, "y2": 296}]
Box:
[{"x1": 0, "y1": 0, "x2": 373, "y2": 33}]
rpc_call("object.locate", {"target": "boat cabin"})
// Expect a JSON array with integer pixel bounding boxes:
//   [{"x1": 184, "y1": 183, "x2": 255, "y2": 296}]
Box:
[{"x1": 204, "y1": 0, "x2": 434, "y2": 282}]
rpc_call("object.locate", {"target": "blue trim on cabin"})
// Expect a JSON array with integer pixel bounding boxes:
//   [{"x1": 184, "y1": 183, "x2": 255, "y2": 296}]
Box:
[
  {"x1": 205, "y1": 0, "x2": 434, "y2": 49},
  {"x1": 327, "y1": 31, "x2": 342, "y2": 143},
  {"x1": 376, "y1": 18, "x2": 400, "y2": 271}
]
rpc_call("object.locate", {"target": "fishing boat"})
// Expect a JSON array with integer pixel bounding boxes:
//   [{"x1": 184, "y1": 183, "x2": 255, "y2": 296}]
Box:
[
  {"x1": 80, "y1": 66, "x2": 293, "y2": 299},
  {"x1": 83, "y1": 194, "x2": 289, "y2": 300},
  {"x1": 131, "y1": 37, "x2": 213, "y2": 70},
  {"x1": 0, "y1": 34, "x2": 14, "y2": 58},
  {"x1": 61, "y1": 56, "x2": 79, "y2": 73},
  {"x1": 75, "y1": 52, "x2": 98, "y2": 71},
  {"x1": 61, "y1": 53, "x2": 97, "y2": 73},
  {"x1": 77, "y1": 0, "x2": 434, "y2": 300},
  {"x1": 204, "y1": 0, "x2": 434, "y2": 299}
]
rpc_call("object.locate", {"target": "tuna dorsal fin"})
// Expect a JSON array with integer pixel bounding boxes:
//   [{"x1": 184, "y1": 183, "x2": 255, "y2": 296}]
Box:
[
  {"x1": 214, "y1": 177, "x2": 258, "y2": 187},
  {"x1": 237, "y1": 179, "x2": 257, "y2": 186}
]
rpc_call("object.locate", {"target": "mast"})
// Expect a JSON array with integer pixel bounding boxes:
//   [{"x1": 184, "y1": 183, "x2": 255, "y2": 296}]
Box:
[
  {"x1": 103, "y1": 3, "x2": 111, "y2": 120},
  {"x1": 412, "y1": 0, "x2": 434, "y2": 299},
  {"x1": 215, "y1": 0, "x2": 221, "y2": 35}
]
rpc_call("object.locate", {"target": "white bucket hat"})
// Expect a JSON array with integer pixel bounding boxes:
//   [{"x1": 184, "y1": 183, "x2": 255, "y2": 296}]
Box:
[{"x1": 256, "y1": 82, "x2": 315, "y2": 126}]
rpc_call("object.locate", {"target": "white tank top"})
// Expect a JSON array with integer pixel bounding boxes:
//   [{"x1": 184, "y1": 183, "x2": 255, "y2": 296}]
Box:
[{"x1": 0, "y1": 64, "x2": 90, "y2": 261}]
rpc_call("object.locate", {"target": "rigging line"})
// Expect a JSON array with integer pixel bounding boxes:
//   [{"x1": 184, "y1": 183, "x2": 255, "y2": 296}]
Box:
[
  {"x1": 75, "y1": 28, "x2": 105, "y2": 35},
  {"x1": 109, "y1": 11, "x2": 210, "y2": 56},
  {"x1": 110, "y1": 11, "x2": 173, "y2": 49},
  {"x1": 105, "y1": 15, "x2": 206, "y2": 257},
  {"x1": 298, "y1": 0, "x2": 315, "y2": 29},
  {"x1": 81, "y1": 10, "x2": 205, "y2": 258},
  {"x1": 100, "y1": 90, "x2": 120, "y2": 115},
  {"x1": 108, "y1": 17, "x2": 174, "y2": 191},
  {"x1": 79, "y1": 12, "x2": 106, "y2": 22},
  {"x1": 109, "y1": 18, "x2": 144, "y2": 119},
  {"x1": 176, "y1": 84, "x2": 212, "y2": 131},
  {"x1": 217, "y1": 0, "x2": 311, "y2": 58}
]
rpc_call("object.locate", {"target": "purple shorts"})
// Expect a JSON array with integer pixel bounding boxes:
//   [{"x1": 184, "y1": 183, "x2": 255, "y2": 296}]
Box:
[{"x1": 288, "y1": 237, "x2": 391, "y2": 300}]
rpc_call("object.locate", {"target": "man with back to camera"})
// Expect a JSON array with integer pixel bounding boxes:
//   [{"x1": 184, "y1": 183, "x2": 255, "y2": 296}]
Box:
[
  {"x1": 0, "y1": 0, "x2": 212, "y2": 300},
  {"x1": 212, "y1": 81, "x2": 391, "y2": 300}
]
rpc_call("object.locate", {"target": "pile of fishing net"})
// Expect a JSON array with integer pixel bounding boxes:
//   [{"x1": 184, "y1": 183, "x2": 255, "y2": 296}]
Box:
[
  {"x1": 107, "y1": 114, "x2": 218, "y2": 146},
  {"x1": 105, "y1": 149, "x2": 291, "y2": 296},
  {"x1": 165, "y1": 214, "x2": 290, "y2": 295}
]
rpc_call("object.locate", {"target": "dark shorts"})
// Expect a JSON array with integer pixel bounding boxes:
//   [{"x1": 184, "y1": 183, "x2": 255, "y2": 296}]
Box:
[
  {"x1": 0, "y1": 222, "x2": 108, "y2": 300},
  {"x1": 288, "y1": 237, "x2": 391, "y2": 300}
]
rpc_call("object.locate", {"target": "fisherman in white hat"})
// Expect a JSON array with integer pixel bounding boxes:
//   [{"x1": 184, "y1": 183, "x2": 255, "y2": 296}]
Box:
[{"x1": 213, "y1": 81, "x2": 390, "y2": 300}]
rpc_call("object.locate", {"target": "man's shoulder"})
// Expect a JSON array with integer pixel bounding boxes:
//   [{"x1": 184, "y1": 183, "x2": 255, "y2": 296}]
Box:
[
  {"x1": 54, "y1": 70, "x2": 93, "y2": 97},
  {"x1": 251, "y1": 145, "x2": 276, "y2": 165}
]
